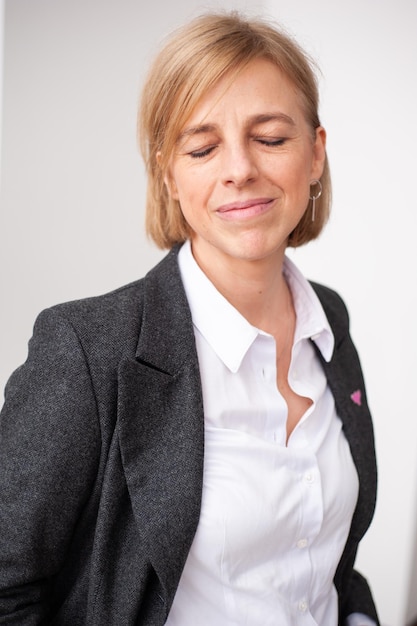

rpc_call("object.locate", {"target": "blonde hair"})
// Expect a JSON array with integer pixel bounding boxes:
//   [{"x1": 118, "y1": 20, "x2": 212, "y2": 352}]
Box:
[{"x1": 139, "y1": 11, "x2": 331, "y2": 249}]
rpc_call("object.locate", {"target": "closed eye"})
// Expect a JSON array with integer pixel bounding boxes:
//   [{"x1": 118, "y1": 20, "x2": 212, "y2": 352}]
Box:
[
  {"x1": 188, "y1": 137, "x2": 286, "y2": 158},
  {"x1": 189, "y1": 145, "x2": 217, "y2": 159},
  {"x1": 255, "y1": 137, "x2": 287, "y2": 147}
]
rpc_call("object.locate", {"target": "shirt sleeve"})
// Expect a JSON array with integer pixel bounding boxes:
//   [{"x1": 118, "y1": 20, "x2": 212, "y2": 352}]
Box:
[{"x1": 346, "y1": 613, "x2": 377, "y2": 626}]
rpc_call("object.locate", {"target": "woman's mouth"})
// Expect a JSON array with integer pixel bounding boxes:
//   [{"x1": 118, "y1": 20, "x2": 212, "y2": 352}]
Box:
[{"x1": 215, "y1": 198, "x2": 275, "y2": 220}]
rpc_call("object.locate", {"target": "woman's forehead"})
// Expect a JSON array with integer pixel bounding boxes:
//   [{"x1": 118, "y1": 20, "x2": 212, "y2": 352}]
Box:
[{"x1": 177, "y1": 59, "x2": 306, "y2": 134}]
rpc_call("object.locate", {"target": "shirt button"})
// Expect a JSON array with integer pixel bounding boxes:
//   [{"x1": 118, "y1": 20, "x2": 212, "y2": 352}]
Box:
[
  {"x1": 305, "y1": 472, "x2": 314, "y2": 483},
  {"x1": 297, "y1": 539, "x2": 308, "y2": 549},
  {"x1": 298, "y1": 600, "x2": 308, "y2": 612}
]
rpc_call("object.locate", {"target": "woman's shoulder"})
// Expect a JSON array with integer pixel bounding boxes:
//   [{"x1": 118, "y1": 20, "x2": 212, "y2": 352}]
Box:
[
  {"x1": 39, "y1": 276, "x2": 145, "y2": 335},
  {"x1": 32, "y1": 247, "x2": 181, "y2": 355},
  {"x1": 24, "y1": 278, "x2": 147, "y2": 374},
  {"x1": 44, "y1": 249, "x2": 177, "y2": 323},
  {"x1": 51, "y1": 276, "x2": 147, "y2": 325}
]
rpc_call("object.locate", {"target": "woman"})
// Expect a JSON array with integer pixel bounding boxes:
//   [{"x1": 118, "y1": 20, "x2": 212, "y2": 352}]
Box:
[{"x1": 0, "y1": 12, "x2": 378, "y2": 626}]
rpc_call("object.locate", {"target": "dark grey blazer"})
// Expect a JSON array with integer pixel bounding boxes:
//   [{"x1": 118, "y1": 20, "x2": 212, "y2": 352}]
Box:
[{"x1": 0, "y1": 246, "x2": 379, "y2": 625}]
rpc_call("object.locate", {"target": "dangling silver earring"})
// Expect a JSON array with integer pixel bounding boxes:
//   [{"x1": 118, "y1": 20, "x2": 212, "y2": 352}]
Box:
[{"x1": 309, "y1": 179, "x2": 322, "y2": 222}]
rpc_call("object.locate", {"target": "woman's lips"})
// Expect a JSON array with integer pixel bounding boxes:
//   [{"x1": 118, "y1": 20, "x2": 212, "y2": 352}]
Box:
[{"x1": 215, "y1": 198, "x2": 275, "y2": 220}]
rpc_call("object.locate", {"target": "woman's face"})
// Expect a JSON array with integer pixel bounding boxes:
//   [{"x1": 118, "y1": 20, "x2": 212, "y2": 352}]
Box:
[{"x1": 166, "y1": 57, "x2": 326, "y2": 271}]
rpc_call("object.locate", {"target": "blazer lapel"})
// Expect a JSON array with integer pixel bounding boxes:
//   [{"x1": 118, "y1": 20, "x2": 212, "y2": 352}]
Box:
[
  {"x1": 117, "y1": 248, "x2": 205, "y2": 606},
  {"x1": 311, "y1": 283, "x2": 377, "y2": 540}
]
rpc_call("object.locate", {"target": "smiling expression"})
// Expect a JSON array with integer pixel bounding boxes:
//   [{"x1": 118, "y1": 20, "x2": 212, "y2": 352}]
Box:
[{"x1": 165, "y1": 57, "x2": 326, "y2": 272}]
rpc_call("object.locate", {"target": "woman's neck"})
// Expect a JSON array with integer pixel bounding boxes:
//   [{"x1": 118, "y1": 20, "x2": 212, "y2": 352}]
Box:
[{"x1": 190, "y1": 241, "x2": 291, "y2": 335}]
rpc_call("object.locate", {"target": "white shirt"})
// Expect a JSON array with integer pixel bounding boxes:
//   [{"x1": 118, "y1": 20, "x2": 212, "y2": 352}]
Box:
[{"x1": 166, "y1": 240, "x2": 374, "y2": 626}]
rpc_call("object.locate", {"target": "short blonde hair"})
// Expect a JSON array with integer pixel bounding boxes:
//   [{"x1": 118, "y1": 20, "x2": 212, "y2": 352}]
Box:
[{"x1": 139, "y1": 11, "x2": 331, "y2": 249}]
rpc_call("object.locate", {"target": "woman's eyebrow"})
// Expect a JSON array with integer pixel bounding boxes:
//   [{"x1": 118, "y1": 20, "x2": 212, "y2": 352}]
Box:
[
  {"x1": 177, "y1": 124, "x2": 216, "y2": 143},
  {"x1": 248, "y1": 112, "x2": 296, "y2": 127}
]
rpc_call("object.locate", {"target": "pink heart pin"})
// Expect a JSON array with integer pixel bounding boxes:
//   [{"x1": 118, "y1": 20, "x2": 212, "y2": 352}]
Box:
[{"x1": 350, "y1": 390, "x2": 362, "y2": 406}]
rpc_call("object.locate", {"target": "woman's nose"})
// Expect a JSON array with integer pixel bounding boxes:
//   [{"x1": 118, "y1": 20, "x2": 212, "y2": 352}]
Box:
[{"x1": 221, "y1": 143, "x2": 258, "y2": 187}]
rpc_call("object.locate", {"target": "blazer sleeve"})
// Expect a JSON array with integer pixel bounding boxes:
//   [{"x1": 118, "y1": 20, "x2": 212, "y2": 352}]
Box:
[
  {"x1": 341, "y1": 568, "x2": 380, "y2": 625},
  {"x1": 0, "y1": 307, "x2": 101, "y2": 624}
]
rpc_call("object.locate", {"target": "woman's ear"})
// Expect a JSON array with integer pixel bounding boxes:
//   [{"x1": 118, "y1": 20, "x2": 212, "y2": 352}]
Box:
[
  {"x1": 311, "y1": 126, "x2": 326, "y2": 180},
  {"x1": 164, "y1": 171, "x2": 179, "y2": 200},
  {"x1": 157, "y1": 151, "x2": 179, "y2": 200}
]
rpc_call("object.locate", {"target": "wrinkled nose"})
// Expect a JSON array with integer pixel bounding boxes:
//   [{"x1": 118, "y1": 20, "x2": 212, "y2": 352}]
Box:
[{"x1": 221, "y1": 144, "x2": 258, "y2": 187}]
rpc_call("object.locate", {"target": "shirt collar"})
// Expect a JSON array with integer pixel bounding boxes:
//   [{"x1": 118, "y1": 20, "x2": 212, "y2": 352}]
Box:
[
  {"x1": 283, "y1": 256, "x2": 334, "y2": 362},
  {"x1": 178, "y1": 240, "x2": 258, "y2": 373},
  {"x1": 178, "y1": 240, "x2": 334, "y2": 372}
]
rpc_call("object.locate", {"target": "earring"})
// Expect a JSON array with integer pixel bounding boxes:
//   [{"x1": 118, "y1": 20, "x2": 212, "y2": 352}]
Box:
[{"x1": 309, "y1": 179, "x2": 322, "y2": 222}]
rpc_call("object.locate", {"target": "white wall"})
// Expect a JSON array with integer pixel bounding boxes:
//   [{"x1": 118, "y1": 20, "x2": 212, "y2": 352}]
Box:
[
  {"x1": 1, "y1": 1, "x2": 416, "y2": 624},
  {"x1": 0, "y1": 0, "x2": 4, "y2": 186}
]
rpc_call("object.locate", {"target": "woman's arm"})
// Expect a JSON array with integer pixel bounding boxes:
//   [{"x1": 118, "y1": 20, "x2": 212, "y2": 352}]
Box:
[
  {"x1": 0, "y1": 308, "x2": 101, "y2": 623},
  {"x1": 337, "y1": 546, "x2": 380, "y2": 626}
]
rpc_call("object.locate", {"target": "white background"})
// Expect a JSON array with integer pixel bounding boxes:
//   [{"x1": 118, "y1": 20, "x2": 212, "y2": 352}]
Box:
[{"x1": 1, "y1": 1, "x2": 416, "y2": 624}]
